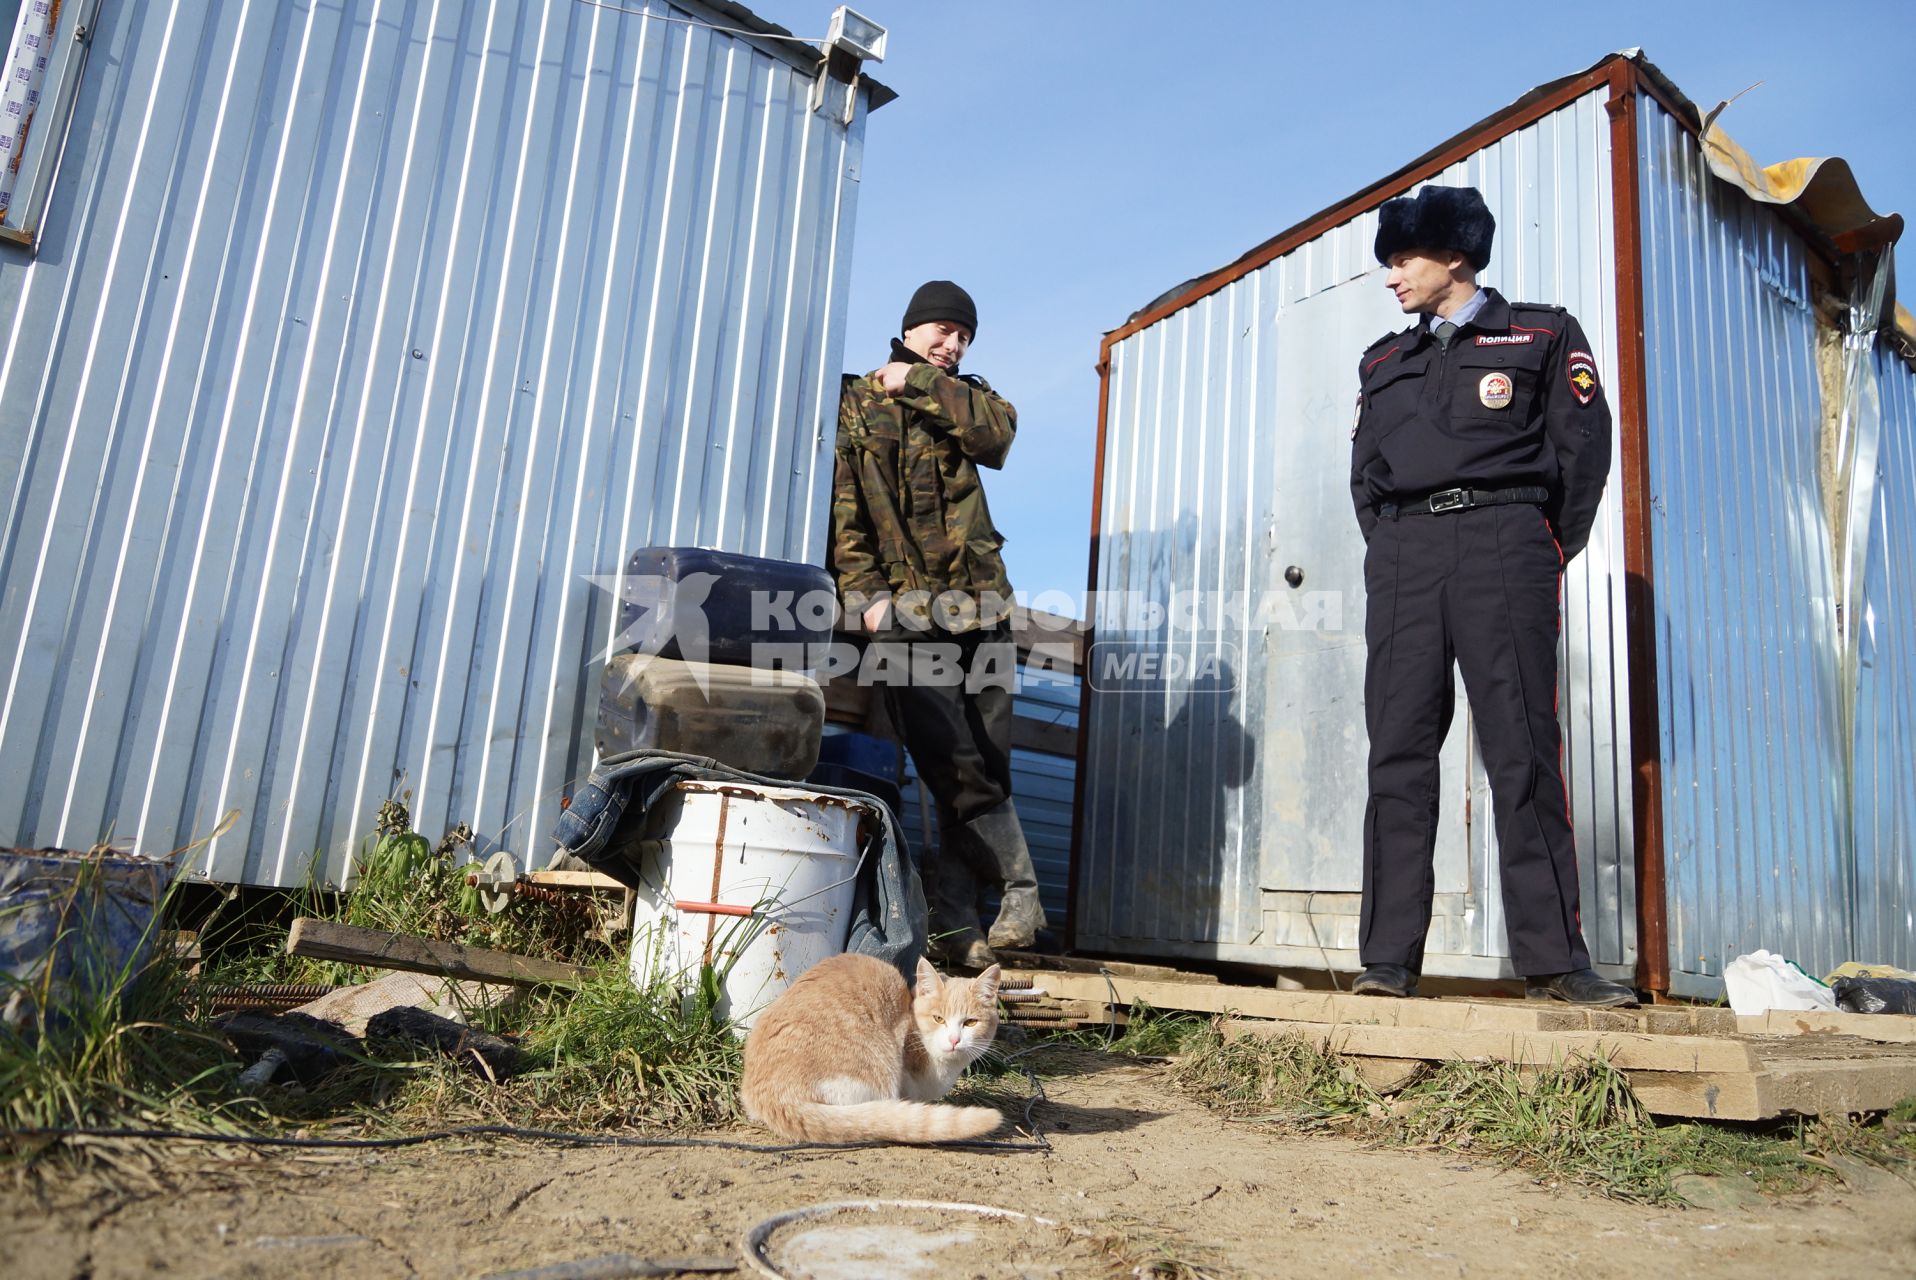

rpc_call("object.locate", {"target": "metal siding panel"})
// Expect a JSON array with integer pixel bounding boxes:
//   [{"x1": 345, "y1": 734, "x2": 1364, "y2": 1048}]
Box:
[
  {"x1": 1636, "y1": 94, "x2": 1849, "y2": 985},
  {"x1": 1856, "y1": 349, "x2": 1916, "y2": 965},
  {"x1": 0, "y1": 0, "x2": 868, "y2": 884},
  {"x1": 1080, "y1": 89, "x2": 1632, "y2": 977}
]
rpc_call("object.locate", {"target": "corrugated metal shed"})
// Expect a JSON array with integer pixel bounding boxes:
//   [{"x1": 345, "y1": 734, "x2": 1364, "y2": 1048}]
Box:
[
  {"x1": 0, "y1": 0, "x2": 886, "y2": 886},
  {"x1": 1856, "y1": 342, "x2": 1916, "y2": 963},
  {"x1": 1080, "y1": 85, "x2": 1631, "y2": 981},
  {"x1": 1634, "y1": 94, "x2": 1851, "y2": 994},
  {"x1": 1076, "y1": 51, "x2": 1916, "y2": 993}
]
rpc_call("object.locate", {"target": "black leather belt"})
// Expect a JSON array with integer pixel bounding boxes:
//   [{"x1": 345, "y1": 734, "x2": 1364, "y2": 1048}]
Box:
[{"x1": 1380, "y1": 486, "x2": 1550, "y2": 518}]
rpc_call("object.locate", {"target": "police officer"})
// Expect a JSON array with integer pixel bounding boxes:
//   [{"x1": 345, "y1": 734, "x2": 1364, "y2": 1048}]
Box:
[
  {"x1": 830, "y1": 280, "x2": 1047, "y2": 970},
  {"x1": 1349, "y1": 186, "x2": 1636, "y2": 1007}
]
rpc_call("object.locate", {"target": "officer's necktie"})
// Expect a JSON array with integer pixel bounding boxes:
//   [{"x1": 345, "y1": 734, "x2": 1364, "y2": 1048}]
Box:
[{"x1": 1434, "y1": 321, "x2": 1458, "y2": 350}]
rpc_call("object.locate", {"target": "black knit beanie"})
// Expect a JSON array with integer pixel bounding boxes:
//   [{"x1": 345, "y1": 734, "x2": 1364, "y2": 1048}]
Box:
[{"x1": 900, "y1": 280, "x2": 978, "y2": 336}]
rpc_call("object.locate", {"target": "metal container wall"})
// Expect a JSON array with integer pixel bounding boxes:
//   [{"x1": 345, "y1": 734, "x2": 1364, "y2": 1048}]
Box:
[
  {"x1": 0, "y1": 0, "x2": 873, "y2": 886},
  {"x1": 1079, "y1": 88, "x2": 1634, "y2": 978},
  {"x1": 1854, "y1": 346, "x2": 1916, "y2": 964},
  {"x1": 1634, "y1": 95, "x2": 1852, "y2": 996}
]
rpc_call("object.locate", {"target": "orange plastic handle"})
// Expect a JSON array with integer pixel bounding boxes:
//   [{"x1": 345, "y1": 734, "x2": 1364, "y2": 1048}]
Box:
[{"x1": 674, "y1": 899, "x2": 757, "y2": 917}]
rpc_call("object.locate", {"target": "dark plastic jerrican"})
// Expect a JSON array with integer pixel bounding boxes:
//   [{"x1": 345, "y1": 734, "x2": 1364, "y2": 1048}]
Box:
[{"x1": 619, "y1": 547, "x2": 836, "y2": 667}]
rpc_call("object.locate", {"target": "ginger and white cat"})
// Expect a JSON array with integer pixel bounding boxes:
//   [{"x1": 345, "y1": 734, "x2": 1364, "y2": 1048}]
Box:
[{"x1": 740, "y1": 953, "x2": 1004, "y2": 1144}]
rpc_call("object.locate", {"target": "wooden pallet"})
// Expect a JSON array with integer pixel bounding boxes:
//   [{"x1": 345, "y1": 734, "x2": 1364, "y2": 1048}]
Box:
[{"x1": 1000, "y1": 961, "x2": 1916, "y2": 1121}]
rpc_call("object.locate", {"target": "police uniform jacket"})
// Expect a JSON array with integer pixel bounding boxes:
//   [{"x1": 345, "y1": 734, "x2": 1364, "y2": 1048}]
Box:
[{"x1": 1349, "y1": 289, "x2": 1612, "y2": 559}]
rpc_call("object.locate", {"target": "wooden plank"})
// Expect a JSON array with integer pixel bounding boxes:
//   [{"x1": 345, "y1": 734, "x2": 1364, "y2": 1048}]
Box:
[
  {"x1": 1627, "y1": 1051, "x2": 1916, "y2": 1122},
  {"x1": 286, "y1": 918, "x2": 592, "y2": 988},
  {"x1": 1009, "y1": 969, "x2": 1723, "y2": 1034},
  {"x1": 1754, "y1": 1050, "x2": 1916, "y2": 1118},
  {"x1": 1740, "y1": 1009, "x2": 1916, "y2": 1043},
  {"x1": 524, "y1": 870, "x2": 627, "y2": 890},
  {"x1": 1223, "y1": 1017, "x2": 1759, "y2": 1074},
  {"x1": 1010, "y1": 714, "x2": 1077, "y2": 758},
  {"x1": 1009, "y1": 606, "x2": 1086, "y2": 675},
  {"x1": 998, "y1": 954, "x2": 1220, "y2": 985},
  {"x1": 1623, "y1": 1070, "x2": 1766, "y2": 1121}
]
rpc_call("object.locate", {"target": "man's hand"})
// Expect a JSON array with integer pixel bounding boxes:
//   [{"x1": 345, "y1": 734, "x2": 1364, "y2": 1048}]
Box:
[
  {"x1": 876, "y1": 361, "x2": 915, "y2": 396},
  {"x1": 861, "y1": 596, "x2": 893, "y2": 633}
]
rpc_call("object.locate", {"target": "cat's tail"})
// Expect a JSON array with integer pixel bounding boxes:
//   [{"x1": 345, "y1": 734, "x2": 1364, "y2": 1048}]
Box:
[{"x1": 746, "y1": 1095, "x2": 1004, "y2": 1145}]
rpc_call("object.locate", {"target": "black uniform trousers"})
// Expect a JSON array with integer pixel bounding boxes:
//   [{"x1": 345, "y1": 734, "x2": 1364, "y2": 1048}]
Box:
[{"x1": 1360, "y1": 502, "x2": 1589, "y2": 977}]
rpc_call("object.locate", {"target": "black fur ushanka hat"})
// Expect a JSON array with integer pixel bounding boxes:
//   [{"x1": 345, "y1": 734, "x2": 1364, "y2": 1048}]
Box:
[{"x1": 1373, "y1": 185, "x2": 1496, "y2": 272}]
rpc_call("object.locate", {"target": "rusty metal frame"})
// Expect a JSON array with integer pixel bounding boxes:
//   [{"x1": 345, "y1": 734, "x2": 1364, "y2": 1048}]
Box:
[
  {"x1": 1603, "y1": 59, "x2": 1671, "y2": 997},
  {"x1": 1065, "y1": 351, "x2": 1116, "y2": 951}
]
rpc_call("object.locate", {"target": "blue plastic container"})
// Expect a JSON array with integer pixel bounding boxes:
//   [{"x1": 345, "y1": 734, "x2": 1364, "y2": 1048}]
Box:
[{"x1": 816, "y1": 730, "x2": 902, "y2": 783}]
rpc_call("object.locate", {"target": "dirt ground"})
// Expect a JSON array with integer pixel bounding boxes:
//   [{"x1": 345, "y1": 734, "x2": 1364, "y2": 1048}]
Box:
[{"x1": 7, "y1": 1051, "x2": 1915, "y2": 1279}]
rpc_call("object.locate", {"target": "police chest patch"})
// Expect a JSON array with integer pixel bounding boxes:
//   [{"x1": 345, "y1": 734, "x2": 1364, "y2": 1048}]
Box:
[
  {"x1": 1474, "y1": 333, "x2": 1534, "y2": 346},
  {"x1": 1478, "y1": 372, "x2": 1514, "y2": 411},
  {"x1": 1567, "y1": 350, "x2": 1599, "y2": 405}
]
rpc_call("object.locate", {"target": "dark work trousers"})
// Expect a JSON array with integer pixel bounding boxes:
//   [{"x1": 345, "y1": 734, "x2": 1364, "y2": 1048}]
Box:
[
  {"x1": 868, "y1": 625, "x2": 1018, "y2": 927},
  {"x1": 1360, "y1": 503, "x2": 1590, "y2": 977}
]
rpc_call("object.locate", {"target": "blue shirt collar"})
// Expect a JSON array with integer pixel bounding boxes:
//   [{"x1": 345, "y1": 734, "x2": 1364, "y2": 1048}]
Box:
[{"x1": 1428, "y1": 288, "x2": 1487, "y2": 332}]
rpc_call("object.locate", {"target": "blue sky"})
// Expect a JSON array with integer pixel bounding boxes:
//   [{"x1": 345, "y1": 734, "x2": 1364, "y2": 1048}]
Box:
[{"x1": 757, "y1": 1, "x2": 1916, "y2": 614}]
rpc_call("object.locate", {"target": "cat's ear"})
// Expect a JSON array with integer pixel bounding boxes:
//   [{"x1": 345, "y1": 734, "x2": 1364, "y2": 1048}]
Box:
[
  {"x1": 915, "y1": 955, "x2": 941, "y2": 995},
  {"x1": 973, "y1": 963, "x2": 1001, "y2": 1003}
]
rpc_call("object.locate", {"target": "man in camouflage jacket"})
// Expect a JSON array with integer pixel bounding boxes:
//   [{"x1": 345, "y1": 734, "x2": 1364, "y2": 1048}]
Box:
[{"x1": 829, "y1": 280, "x2": 1045, "y2": 968}]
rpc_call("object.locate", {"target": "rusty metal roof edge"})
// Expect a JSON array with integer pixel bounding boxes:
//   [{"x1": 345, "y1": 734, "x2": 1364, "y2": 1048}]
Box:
[
  {"x1": 1107, "y1": 48, "x2": 1909, "y2": 353},
  {"x1": 1104, "y1": 53, "x2": 1630, "y2": 340}
]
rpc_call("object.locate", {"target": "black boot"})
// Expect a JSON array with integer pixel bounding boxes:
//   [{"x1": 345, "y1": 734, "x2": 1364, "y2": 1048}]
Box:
[
  {"x1": 1525, "y1": 968, "x2": 1639, "y2": 1008},
  {"x1": 1352, "y1": 963, "x2": 1418, "y2": 998},
  {"x1": 960, "y1": 800, "x2": 1047, "y2": 950},
  {"x1": 922, "y1": 826, "x2": 995, "y2": 969}
]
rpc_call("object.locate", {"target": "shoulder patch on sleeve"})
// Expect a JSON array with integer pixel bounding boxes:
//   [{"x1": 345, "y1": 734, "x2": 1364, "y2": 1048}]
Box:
[{"x1": 1567, "y1": 349, "x2": 1600, "y2": 404}]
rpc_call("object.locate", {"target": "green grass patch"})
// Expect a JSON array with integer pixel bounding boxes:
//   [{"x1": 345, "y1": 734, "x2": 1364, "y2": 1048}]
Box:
[
  {"x1": 1170, "y1": 1025, "x2": 1916, "y2": 1204},
  {"x1": 1, "y1": 802, "x2": 752, "y2": 1165}
]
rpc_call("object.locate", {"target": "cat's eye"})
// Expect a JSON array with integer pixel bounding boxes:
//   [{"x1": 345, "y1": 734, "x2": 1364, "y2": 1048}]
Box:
[
  {"x1": 963, "y1": 1018, "x2": 979, "y2": 1027},
  {"x1": 932, "y1": 1016, "x2": 945, "y2": 1024}
]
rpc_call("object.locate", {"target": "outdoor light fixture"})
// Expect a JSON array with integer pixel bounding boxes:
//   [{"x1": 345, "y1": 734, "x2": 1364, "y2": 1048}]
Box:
[
  {"x1": 824, "y1": 6, "x2": 887, "y2": 64},
  {"x1": 812, "y1": 6, "x2": 887, "y2": 123}
]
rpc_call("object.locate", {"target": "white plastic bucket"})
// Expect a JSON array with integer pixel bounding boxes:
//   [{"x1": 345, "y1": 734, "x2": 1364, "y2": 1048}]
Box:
[{"x1": 627, "y1": 780, "x2": 872, "y2": 1029}]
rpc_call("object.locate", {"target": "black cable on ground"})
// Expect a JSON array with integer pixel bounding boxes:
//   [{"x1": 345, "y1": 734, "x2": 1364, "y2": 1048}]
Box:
[
  {"x1": 1017, "y1": 1065, "x2": 1053, "y2": 1152},
  {"x1": 6, "y1": 1123, "x2": 1051, "y2": 1155}
]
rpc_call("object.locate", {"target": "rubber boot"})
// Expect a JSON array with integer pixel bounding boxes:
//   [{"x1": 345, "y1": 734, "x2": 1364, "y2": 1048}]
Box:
[
  {"x1": 961, "y1": 800, "x2": 1048, "y2": 951},
  {"x1": 921, "y1": 840, "x2": 995, "y2": 969}
]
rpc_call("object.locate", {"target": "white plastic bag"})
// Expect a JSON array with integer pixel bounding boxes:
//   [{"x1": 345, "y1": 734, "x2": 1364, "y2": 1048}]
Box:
[{"x1": 1722, "y1": 949, "x2": 1839, "y2": 1015}]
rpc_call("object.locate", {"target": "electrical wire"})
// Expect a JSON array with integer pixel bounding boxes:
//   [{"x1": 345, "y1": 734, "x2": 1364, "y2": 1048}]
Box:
[
  {"x1": 1098, "y1": 967, "x2": 1123, "y2": 1045},
  {"x1": 1304, "y1": 890, "x2": 1342, "y2": 992},
  {"x1": 1017, "y1": 1065, "x2": 1052, "y2": 1152},
  {"x1": 8, "y1": 1122, "x2": 1049, "y2": 1155}
]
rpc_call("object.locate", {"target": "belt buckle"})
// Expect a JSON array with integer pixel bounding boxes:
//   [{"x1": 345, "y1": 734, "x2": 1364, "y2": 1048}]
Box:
[{"x1": 1427, "y1": 488, "x2": 1467, "y2": 513}]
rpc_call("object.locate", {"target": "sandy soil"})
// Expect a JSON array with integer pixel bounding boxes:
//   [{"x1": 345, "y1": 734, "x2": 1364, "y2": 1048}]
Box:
[{"x1": 7, "y1": 1051, "x2": 1914, "y2": 1279}]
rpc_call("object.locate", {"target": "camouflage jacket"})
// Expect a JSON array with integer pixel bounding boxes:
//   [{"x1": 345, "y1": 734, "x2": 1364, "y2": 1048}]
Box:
[{"x1": 830, "y1": 357, "x2": 1016, "y2": 630}]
